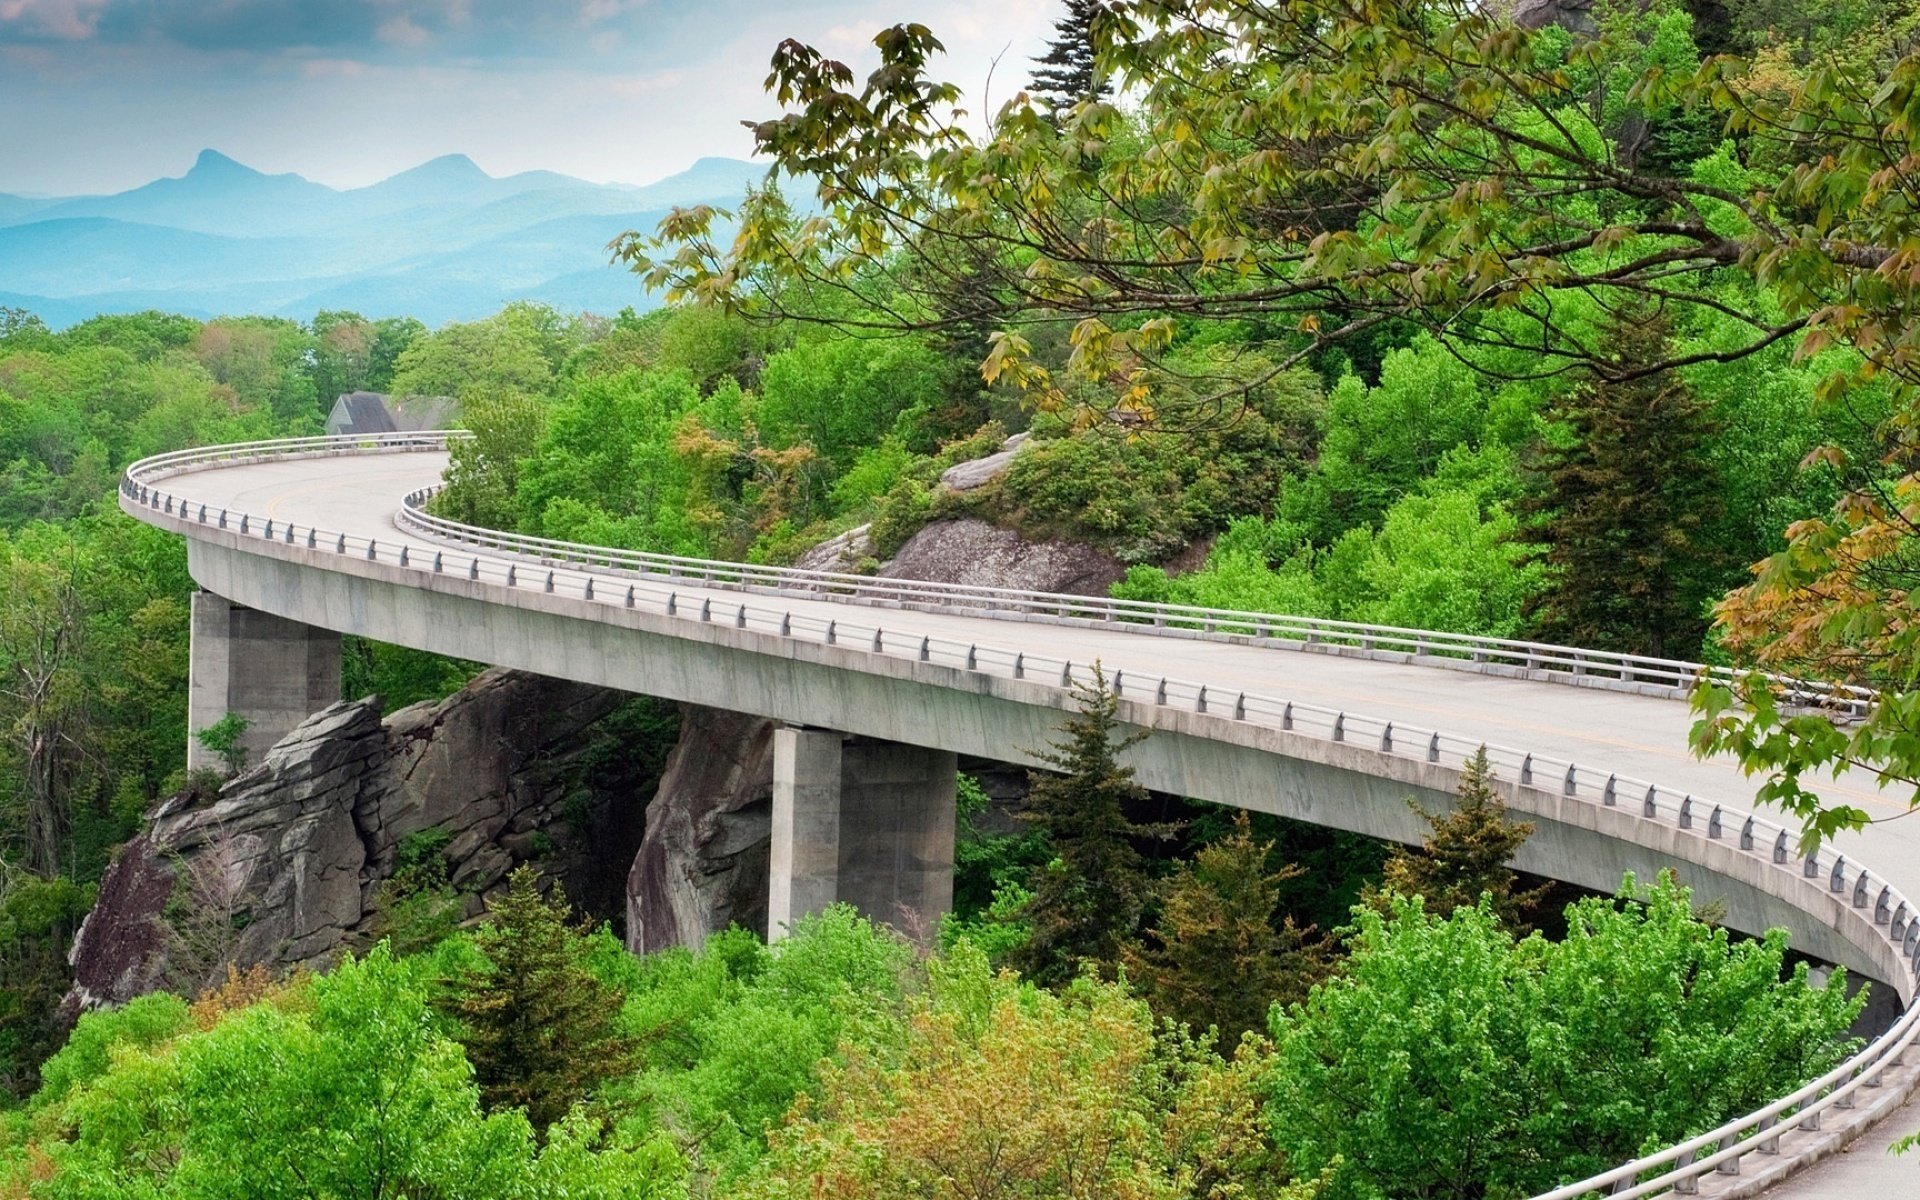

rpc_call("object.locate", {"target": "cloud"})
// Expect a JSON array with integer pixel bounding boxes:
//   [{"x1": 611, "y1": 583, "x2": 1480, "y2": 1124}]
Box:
[{"x1": 0, "y1": 0, "x2": 110, "y2": 40}]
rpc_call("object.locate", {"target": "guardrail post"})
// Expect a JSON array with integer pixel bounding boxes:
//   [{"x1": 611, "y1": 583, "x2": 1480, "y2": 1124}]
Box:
[
  {"x1": 1563, "y1": 764, "x2": 1577, "y2": 796},
  {"x1": 1835, "y1": 1078, "x2": 1856, "y2": 1109},
  {"x1": 1427, "y1": 732, "x2": 1440, "y2": 763},
  {"x1": 1803, "y1": 854, "x2": 1821, "y2": 880},
  {"x1": 1234, "y1": 693, "x2": 1246, "y2": 719},
  {"x1": 306, "y1": 529, "x2": 316, "y2": 548},
  {"x1": 1643, "y1": 786, "x2": 1657, "y2": 818},
  {"x1": 1679, "y1": 797, "x2": 1693, "y2": 830},
  {"x1": 1876, "y1": 887, "x2": 1892, "y2": 925},
  {"x1": 1854, "y1": 873, "x2": 1871, "y2": 909},
  {"x1": 873, "y1": 629, "x2": 884, "y2": 652},
  {"x1": 1197, "y1": 686, "x2": 1209, "y2": 714},
  {"x1": 1520, "y1": 754, "x2": 1533, "y2": 786},
  {"x1": 367, "y1": 540, "x2": 377, "y2": 561},
  {"x1": 468, "y1": 558, "x2": 479, "y2": 581},
  {"x1": 1673, "y1": 1147, "x2": 1700, "y2": 1193},
  {"x1": 1774, "y1": 830, "x2": 1791, "y2": 864},
  {"x1": 626, "y1": 586, "x2": 636, "y2": 609},
  {"x1": 1739, "y1": 816, "x2": 1754, "y2": 850},
  {"x1": 1113, "y1": 670, "x2": 1124, "y2": 695},
  {"x1": 239, "y1": 515, "x2": 248, "y2": 535},
  {"x1": 506, "y1": 564, "x2": 516, "y2": 586},
  {"x1": 583, "y1": 577, "x2": 593, "y2": 599},
  {"x1": 218, "y1": 509, "x2": 227, "y2": 529},
  {"x1": 1156, "y1": 679, "x2": 1168, "y2": 705},
  {"x1": 966, "y1": 645, "x2": 977, "y2": 670},
  {"x1": 1012, "y1": 652, "x2": 1022, "y2": 678},
  {"x1": 1715, "y1": 1133, "x2": 1740, "y2": 1175},
  {"x1": 284, "y1": 524, "x2": 294, "y2": 544},
  {"x1": 1756, "y1": 1114, "x2": 1780, "y2": 1154},
  {"x1": 1602, "y1": 775, "x2": 1617, "y2": 806},
  {"x1": 1060, "y1": 660, "x2": 1073, "y2": 686},
  {"x1": 735, "y1": 605, "x2": 747, "y2": 629},
  {"x1": 781, "y1": 613, "x2": 792, "y2": 637},
  {"x1": 1380, "y1": 722, "x2": 1393, "y2": 751},
  {"x1": 667, "y1": 593, "x2": 678, "y2": 615},
  {"x1": 1710, "y1": 805, "x2": 1727, "y2": 839},
  {"x1": 199, "y1": 504, "x2": 208, "y2": 523},
  {"x1": 261, "y1": 519, "x2": 270, "y2": 538},
  {"x1": 700, "y1": 599, "x2": 712, "y2": 622},
  {"x1": 1831, "y1": 857, "x2": 1847, "y2": 894},
  {"x1": 1332, "y1": 713, "x2": 1345, "y2": 742},
  {"x1": 399, "y1": 546, "x2": 410, "y2": 567},
  {"x1": 541, "y1": 570, "x2": 553, "y2": 592},
  {"x1": 917, "y1": 636, "x2": 929, "y2": 661},
  {"x1": 1283, "y1": 702, "x2": 1294, "y2": 731}
]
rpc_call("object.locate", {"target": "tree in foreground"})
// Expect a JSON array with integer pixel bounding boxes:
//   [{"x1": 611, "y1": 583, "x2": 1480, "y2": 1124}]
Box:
[
  {"x1": 452, "y1": 867, "x2": 637, "y2": 1134},
  {"x1": 30, "y1": 946, "x2": 684, "y2": 1199},
  {"x1": 744, "y1": 942, "x2": 1310, "y2": 1200},
  {"x1": 1124, "y1": 811, "x2": 1326, "y2": 1044},
  {"x1": 1268, "y1": 875, "x2": 1861, "y2": 1199},
  {"x1": 1520, "y1": 308, "x2": 1726, "y2": 660},
  {"x1": 1009, "y1": 665, "x2": 1178, "y2": 985},
  {"x1": 1371, "y1": 747, "x2": 1543, "y2": 929}
]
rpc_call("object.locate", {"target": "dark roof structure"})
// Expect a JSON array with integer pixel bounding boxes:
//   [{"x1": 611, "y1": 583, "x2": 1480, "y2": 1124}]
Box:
[{"x1": 324, "y1": 391, "x2": 458, "y2": 437}]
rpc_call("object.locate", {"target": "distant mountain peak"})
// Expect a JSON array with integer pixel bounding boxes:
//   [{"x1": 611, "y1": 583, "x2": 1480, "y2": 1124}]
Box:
[
  {"x1": 404, "y1": 154, "x2": 492, "y2": 181},
  {"x1": 189, "y1": 149, "x2": 257, "y2": 178}
]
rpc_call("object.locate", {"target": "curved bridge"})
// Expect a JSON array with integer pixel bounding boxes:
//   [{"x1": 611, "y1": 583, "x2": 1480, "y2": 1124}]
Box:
[{"x1": 122, "y1": 434, "x2": 1920, "y2": 1198}]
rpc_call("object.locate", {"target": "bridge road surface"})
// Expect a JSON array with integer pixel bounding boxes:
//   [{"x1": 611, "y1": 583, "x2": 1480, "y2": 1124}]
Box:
[{"x1": 167, "y1": 449, "x2": 1920, "y2": 1187}]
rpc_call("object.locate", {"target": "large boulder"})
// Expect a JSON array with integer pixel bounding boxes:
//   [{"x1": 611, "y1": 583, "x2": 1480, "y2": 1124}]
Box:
[
  {"x1": 938, "y1": 431, "x2": 1030, "y2": 492},
  {"x1": 625, "y1": 705, "x2": 774, "y2": 953},
  {"x1": 66, "y1": 669, "x2": 641, "y2": 1012},
  {"x1": 881, "y1": 517, "x2": 1128, "y2": 595}
]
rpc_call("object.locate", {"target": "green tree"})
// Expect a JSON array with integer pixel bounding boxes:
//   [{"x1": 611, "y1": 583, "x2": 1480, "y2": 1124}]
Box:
[
  {"x1": 1029, "y1": 0, "x2": 1113, "y2": 115},
  {"x1": 1267, "y1": 876, "x2": 1861, "y2": 1200},
  {"x1": 1521, "y1": 309, "x2": 1727, "y2": 658},
  {"x1": 1009, "y1": 666, "x2": 1177, "y2": 985},
  {"x1": 451, "y1": 868, "x2": 636, "y2": 1134},
  {"x1": 1123, "y1": 811, "x2": 1326, "y2": 1044},
  {"x1": 193, "y1": 711, "x2": 250, "y2": 776},
  {"x1": 1371, "y1": 747, "x2": 1543, "y2": 928}
]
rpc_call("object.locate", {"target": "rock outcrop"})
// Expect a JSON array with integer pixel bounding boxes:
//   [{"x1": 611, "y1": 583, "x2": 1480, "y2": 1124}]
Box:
[
  {"x1": 938, "y1": 431, "x2": 1030, "y2": 492},
  {"x1": 791, "y1": 524, "x2": 874, "y2": 574},
  {"x1": 625, "y1": 705, "x2": 774, "y2": 953},
  {"x1": 67, "y1": 669, "x2": 643, "y2": 1013},
  {"x1": 881, "y1": 517, "x2": 1128, "y2": 595}
]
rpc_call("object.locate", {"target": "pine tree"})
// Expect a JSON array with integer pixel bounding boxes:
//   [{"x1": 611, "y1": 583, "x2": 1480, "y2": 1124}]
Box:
[
  {"x1": 1372, "y1": 747, "x2": 1544, "y2": 928},
  {"x1": 1029, "y1": 0, "x2": 1111, "y2": 116},
  {"x1": 1009, "y1": 665, "x2": 1178, "y2": 986},
  {"x1": 449, "y1": 868, "x2": 634, "y2": 1134},
  {"x1": 1123, "y1": 812, "x2": 1327, "y2": 1044},
  {"x1": 1520, "y1": 307, "x2": 1726, "y2": 659}
]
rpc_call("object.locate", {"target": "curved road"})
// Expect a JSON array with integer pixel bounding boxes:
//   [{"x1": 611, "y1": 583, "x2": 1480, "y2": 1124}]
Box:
[{"x1": 127, "y1": 444, "x2": 1920, "y2": 1193}]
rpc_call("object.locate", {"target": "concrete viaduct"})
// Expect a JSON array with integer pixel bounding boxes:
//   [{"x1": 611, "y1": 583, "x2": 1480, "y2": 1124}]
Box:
[{"x1": 122, "y1": 434, "x2": 1920, "y2": 1198}]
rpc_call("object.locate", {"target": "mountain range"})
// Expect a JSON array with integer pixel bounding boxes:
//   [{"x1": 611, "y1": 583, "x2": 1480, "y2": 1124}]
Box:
[{"x1": 0, "y1": 151, "x2": 767, "y2": 328}]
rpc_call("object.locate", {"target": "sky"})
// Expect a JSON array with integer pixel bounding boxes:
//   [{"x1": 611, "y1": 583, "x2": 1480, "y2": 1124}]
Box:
[{"x1": 0, "y1": 0, "x2": 1061, "y2": 195}]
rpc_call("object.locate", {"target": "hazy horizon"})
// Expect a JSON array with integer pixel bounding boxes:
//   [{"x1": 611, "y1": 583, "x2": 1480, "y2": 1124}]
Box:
[{"x1": 0, "y1": 0, "x2": 1057, "y2": 196}]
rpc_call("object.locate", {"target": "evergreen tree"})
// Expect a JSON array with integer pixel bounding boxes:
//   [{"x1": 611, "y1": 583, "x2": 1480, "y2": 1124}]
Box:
[
  {"x1": 449, "y1": 867, "x2": 634, "y2": 1135},
  {"x1": 1029, "y1": 0, "x2": 1111, "y2": 115},
  {"x1": 1009, "y1": 666, "x2": 1177, "y2": 986},
  {"x1": 1123, "y1": 811, "x2": 1326, "y2": 1044},
  {"x1": 1372, "y1": 747, "x2": 1543, "y2": 928},
  {"x1": 1520, "y1": 308, "x2": 1726, "y2": 659}
]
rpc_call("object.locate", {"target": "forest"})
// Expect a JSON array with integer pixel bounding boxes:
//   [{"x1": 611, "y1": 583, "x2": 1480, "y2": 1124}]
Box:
[{"x1": 1, "y1": 0, "x2": 1918, "y2": 1194}]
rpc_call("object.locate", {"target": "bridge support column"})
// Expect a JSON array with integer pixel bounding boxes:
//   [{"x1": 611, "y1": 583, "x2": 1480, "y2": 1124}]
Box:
[
  {"x1": 187, "y1": 591, "x2": 341, "y2": 774},
  {"x1": 769, "y1": 727, "x2": 956, "y2": 942}
]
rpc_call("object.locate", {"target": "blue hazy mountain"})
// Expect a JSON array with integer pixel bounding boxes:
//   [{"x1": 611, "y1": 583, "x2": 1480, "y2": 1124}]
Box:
[{"x1": 0, "y1": 152, "x2": 766, "y2": 327}]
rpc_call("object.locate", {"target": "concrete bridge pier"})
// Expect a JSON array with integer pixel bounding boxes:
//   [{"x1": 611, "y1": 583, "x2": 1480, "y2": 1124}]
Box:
[
  {"x1": 769, "y1": 726, "x2": 957, "y2": 942},
  {"x1": 187, "y1": 591, "x2": 341, "y2": 774}
]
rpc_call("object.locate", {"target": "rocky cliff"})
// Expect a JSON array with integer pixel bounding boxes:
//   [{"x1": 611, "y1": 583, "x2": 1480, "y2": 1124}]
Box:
[{"x1": 67, "y1": 669, "x2": 650, "y2": 1012}]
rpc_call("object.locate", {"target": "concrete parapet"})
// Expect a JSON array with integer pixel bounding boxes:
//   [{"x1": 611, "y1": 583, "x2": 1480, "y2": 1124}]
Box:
[{"x1": 187, "y1": 591, "x2": 341, "y2": 774}]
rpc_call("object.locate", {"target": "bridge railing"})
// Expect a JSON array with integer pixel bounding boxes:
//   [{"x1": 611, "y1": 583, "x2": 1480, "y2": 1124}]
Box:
[{"x1": 121, "y1": 435, "x2": 1918, "y2": 1198}]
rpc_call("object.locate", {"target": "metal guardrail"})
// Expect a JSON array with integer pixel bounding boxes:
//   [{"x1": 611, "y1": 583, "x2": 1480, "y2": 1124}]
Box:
[{"x1": 122, "y1": 433, "x2": 1917, "y2": 1199}]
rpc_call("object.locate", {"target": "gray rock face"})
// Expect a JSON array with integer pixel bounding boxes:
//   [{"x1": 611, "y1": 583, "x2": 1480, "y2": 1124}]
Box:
[
  {"x1": 791, "y1": 524, "x2": 874, "y2": 574},
  {"x1": 882, "y1": 517, "x2": 1128, "y2": 595},
  {"x1": 938, "y1": 432, "x2": 1030, "y2": 492},
  {"x1": 1513, "y1": 0, "x2": 1595, "y2": 31},
  {"x1": 626, "y1": 705, "x2": 774, "y2": 953},
  {"x1": 67, "y1": 669, "x2": 637, "y2": 1012}
]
